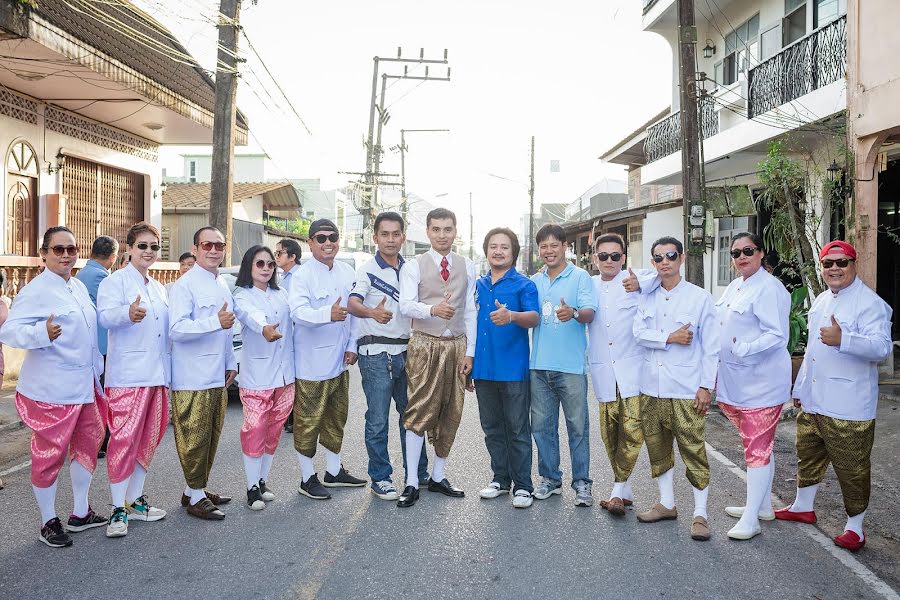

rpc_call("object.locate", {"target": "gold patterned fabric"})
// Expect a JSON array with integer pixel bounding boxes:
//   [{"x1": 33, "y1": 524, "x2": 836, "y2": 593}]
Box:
[
  {"x1": 796, "y1": 410, "x2": 875, "y2": 516},
  {"x1": 640, "y1": 394, "x2": 710, "y2": 490},
  {"x1": 403, "y1": 332, "x2": 467, "y2": 458},
  {"x1": 293, "y1": 372, "x2": 349, "y2": 457},
  {"x1": 599, "y1": 390, "x2": 644, "y2": 483},
  {"x1": 171, "y1": 387, "x2": 227, "y2": 489}
]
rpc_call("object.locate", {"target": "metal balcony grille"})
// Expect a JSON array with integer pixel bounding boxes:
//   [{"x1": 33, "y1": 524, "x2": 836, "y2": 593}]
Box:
[{"x1": 644, "y1": 96, "x2": 719, "y2": 163}]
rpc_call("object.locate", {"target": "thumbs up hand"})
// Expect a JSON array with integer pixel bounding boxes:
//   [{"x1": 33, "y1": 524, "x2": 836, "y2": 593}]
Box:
[
  {"x1": 46, "y1": 313, "x2": 62, "y2": 341},
  {"x1": 622, "y1": 267, "x2": 641, "y2": 293},
  {"x1": 820, "y1": 314, "x2": 842, "y2": 347},
  {"x1": 490, "y1": 299, "x2": 512, "y2": 326},
  {"x1": 370, "y1": 296, "x2": 393, "y2": 325},
  {"x1": 218, "y1": 301, "x2": 235, "y2": 329},
  {"x1": 556, "y1": 297, "x2": 576, "y2": 322},
  {"x1": 431, "y1": 297, "x2": 456, "y2": 320},
  {"x1": 667, "y1": 322, "x2": 693, "y2": 345},
  {"x1": 129, "y1": 294, "x2": 147, "y2": 323},
  {"x1": 330, "y1": 297, "x2": 348, "y2": 322},
  {"x1": 262, "y1": 321, "x2": 282, "y2": 342}
]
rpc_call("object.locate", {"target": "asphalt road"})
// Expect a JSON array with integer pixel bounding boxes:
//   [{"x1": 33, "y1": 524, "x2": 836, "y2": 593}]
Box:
[{"x1": 0, "y1": 369, "x2": 896, "y2": 600}]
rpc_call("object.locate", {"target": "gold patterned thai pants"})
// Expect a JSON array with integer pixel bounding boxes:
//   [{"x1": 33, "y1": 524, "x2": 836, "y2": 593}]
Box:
[
  {"x1": 640, "y1": 395, "x2": 710, "y2": 490},
  {"x1": 404, "y1": 332, "x2": 467, "y2": 458},
  {"x1": 293, "y1": 372, "x2": 350, "y2": 458},
  {"x1": 599, "y1": 390, "x2": 644, "y2": 483},
  {"x1": 796, "y1": 410, "x2": 875, "y2": 516},
  {"x1": 171, "y1": 387, "x2": 227, "y2": 489}
]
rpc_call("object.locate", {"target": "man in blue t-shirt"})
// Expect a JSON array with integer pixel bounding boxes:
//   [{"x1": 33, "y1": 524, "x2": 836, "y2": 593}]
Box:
[
  {"x1": 529, "y1": 224, "x2": 597, "y2": 507},
  {"x1": 473, "y1": 228, "x2": 540, "y2": 509}
]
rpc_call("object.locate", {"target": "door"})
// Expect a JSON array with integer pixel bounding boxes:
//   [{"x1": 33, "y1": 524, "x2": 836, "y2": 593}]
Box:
[{"x1": 6, "y1": 140, "x2": 39, "y2": 256}]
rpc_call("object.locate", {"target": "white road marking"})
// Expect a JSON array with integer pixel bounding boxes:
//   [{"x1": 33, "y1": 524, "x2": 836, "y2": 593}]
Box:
[{"x1": 0, "y1": 460, "x2": 30, "y2": 478}]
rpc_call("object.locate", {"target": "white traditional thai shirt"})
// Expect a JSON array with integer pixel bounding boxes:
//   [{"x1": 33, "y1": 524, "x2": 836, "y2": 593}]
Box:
[{"x1": 233, "y1": 285, "x2": 295, "y2": 390}]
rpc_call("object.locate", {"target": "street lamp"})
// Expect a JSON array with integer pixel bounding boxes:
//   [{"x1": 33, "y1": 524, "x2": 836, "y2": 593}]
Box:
[{"x1": 703, "y1": 40, "x2": 716, "y2": 59}]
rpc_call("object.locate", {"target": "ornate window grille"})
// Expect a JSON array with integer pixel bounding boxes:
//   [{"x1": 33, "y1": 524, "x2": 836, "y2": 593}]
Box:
[{"x1": 644, "y1": 96, "x2": 719, "y2": 163}]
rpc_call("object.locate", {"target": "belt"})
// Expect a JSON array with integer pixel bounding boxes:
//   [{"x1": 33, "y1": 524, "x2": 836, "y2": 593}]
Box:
[{"x1": 357, "y1": 335, "x2": 410, "y2": 347}]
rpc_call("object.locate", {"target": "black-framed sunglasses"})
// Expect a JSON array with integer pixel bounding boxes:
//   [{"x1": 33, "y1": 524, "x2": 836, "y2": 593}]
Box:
[
  {"x1": 45, "y1": 245, "x2": 79, "y2": 257},
  {"x1": 199, "y1": 241, "x2": 226, "y2": 251},
  {"x1": 274, "y1": 250, "x2": 286, "y2": 257},
  {"x1": 730, "y1": 247, "x2": 758, "y2": 259},
  {"x1": 596, "y1": 252, "x2": 623, "y2": 262},
  {"x1": 821, "y1": 258, "x2": 854, "y2": 268},
  {"x1": 255, "y1": 259, "x2": 276, "y2": 269},
  {"x1": 135, "y1": 242, "x2": 161, "y2": 252},
  {"x1": 652, "y1": 251, "x2": 680, "y2": 263},
  {"x1": 313, "y1": 233, "x2": 339, "y2": 244}
]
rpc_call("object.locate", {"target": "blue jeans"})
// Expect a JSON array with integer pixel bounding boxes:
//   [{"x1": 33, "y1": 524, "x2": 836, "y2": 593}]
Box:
[
  {"x1": 530, "y1": 370, "x2": 592, "y2": 486},
  {"x1": 358, "y1": 352, "x2": 429, "y2": 482},
  {"x1": 475, "y1": 380, "x2": 534, "y2": 493}
]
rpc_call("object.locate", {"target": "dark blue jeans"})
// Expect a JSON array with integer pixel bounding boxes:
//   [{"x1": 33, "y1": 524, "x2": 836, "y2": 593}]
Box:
[
  {"x1": 475, "y1": 379, "x2": 534, "y2": 493},
  {"x1": 358, "y1": 351, "x2": 428, "y2": 482},
  {"x1": 530, "y1": 370, "x2": 592, "y2": 487}
]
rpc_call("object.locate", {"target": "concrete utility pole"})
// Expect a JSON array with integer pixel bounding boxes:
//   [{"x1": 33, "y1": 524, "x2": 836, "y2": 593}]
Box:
[
  {"x1": 209, "y1": 0, "x2": 241, "y2": 266},
  {"x1": 528, "y1": 135, "x2": 535, "y2": 275},
  {"x1": 396, "y1": 128, "x2": 449, "y2": 223},
  {"x1": 677, "y1": 0, "x2": 705, "y2": 285},
  {"x1": 469, "y1": 191, "x2": 474, "y2": 260}
]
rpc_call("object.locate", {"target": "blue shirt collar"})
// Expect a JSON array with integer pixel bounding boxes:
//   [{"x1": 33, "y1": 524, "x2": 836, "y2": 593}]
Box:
[
  {"x1": 375, "y1": 251, "x2": 404, "y2": 272},
  {"x1": 537, "y1": 262, "x2": 575, "y2": 281},
  {"x1": 481, "y1": 266, "x2": 519, "y2": 286}
]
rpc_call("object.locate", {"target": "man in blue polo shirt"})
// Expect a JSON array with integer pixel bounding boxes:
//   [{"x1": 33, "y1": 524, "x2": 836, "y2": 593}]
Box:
[
  {"x1": 474, "y1": 228, "x2": 540, "y2": 509},
  {"x1": 530, "y1": 224, "x2": 597, "y2": 506}
]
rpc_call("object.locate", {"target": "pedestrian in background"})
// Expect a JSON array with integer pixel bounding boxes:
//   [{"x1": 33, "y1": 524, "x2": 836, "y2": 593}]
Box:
[
  {"x1": 233, "y1": 245, "x2": 295, "y2": 510},
  {"x1": 165, "y1": 252, "x2": 195, "y2": 294},
  {"x1": 275, "y1": 238, "x2": 302, "y2": 434}
]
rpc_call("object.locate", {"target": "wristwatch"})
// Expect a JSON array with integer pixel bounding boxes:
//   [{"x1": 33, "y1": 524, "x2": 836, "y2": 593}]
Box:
[{"x1": 572, "y1": 308, "x2": 580, "y2": 319}]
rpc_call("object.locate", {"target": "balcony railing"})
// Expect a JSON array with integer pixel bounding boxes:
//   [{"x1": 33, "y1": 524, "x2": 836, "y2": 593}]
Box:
[
  {"x1": 644, "y1": 96, "x2": 719, "y2": 163},
  {"x1": 748, "y1": 16, "x2": 846, "y2": 119}
]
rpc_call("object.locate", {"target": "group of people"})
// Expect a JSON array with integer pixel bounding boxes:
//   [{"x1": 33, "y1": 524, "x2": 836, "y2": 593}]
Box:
[{"x1": 0, "y1": 207, "x2": 890, "y2": 555}]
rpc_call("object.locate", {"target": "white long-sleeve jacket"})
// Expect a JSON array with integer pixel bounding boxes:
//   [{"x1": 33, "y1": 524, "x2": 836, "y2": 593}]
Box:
[{"x1": 233, "y1": 285, "x2": 295, "y2": 390}]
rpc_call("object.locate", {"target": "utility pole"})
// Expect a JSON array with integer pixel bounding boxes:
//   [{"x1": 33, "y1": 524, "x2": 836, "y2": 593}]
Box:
[
  {"x1": 209, "y1": 0, "x2": 241, "y2": 266},
  {"x1": 469, "y1": 191, "x2": 474, "y2": 260},
  {"x1": 528, "y1": 135, "x2": 535, "y2": 275},
  {"x1": 677, "y1": 0, "x2": 705, "y2": 285},
  {"x1": 396, "y1": 128, "x2": 449, "y2": 223}
]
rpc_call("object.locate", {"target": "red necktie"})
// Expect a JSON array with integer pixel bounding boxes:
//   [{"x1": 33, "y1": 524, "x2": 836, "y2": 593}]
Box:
[{"x1": 440, "y1": 256, "x2": 450, "y2": 282}]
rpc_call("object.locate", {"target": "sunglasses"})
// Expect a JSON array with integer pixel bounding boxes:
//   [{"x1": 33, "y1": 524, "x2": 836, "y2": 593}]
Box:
[
  {"x1": 45, "y1": 245, "x2": 79, "y2": 257},
  {"x1": 652, "y1": 251, "x2": 680, "y2": 263},
  {"x1": 135, "y1": 242, "x2": 161, "y2": 252},
  {"x1": 198, "y1": 241, "x2": 226, "y2": 252},
  {"x1": 821, "y1": 258, "x2": 854, "y2": 268},
  {"x1": 730, "y1": 247, "x2": 758, "y2": 259},
  {"x1": 274, "y1": 250, "x2": 286, "y2": 257},
  {"x1": 313, "y1": 233, "x2": 339, "y2": 244},
  {"x1": 255, "y1": 260, "x2": 276, "y2": 269},
  {"x1": 596, "y1": 252, "x2": 623, "y2": 262}
]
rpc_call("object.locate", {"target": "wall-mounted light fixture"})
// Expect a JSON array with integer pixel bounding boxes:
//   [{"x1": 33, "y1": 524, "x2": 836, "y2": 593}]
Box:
[
  {"x1": 47, "y1": 151, "x2": 66, "y2": 174},
  {"x1": 703, "y1": 40, "x2": 716, "y2": 59}
]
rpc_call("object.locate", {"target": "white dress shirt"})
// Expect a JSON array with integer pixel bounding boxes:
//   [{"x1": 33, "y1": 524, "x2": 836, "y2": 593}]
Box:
[
  {"x1": 634, "y1": 278, "x2": 719, "y2": 399},
  {"x1": 233, "y1": 285, "x2": 295, "y2": 390},
  {"x1": 398, "y1": 249, "x2": 477, "y2": 357},
  {"x1": 280, "y1": 263, "x2": 301, "y2": 293},
  {"x1": 715, "y1": 268, "x2": 791, "y2": 409},
  {"x1": 350, "y1": 252, "x2": 410, "y2": 356},
  {"x1": 0, "y1": 270, "x2": 102, "y2": 405},
  {"x1": 98, "y1": 263, "x2": 170, "y2": 388},
  {"x1": 289, "y1": 257, "x2": 359, "y2": 381},
  {"x1": 168, "y1": 265, "x2": 237, "y2": 391},
  {"x1": 793, "y1": 277, "x2": 892, "y2": 421},
  {"x1": 587, "y1": 270, "x2": 644, "y2": 402}
]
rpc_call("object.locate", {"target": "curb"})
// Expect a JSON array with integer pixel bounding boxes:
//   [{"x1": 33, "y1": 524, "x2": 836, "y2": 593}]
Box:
[{"x1": 0, "y1": 419, "x2": 24, "y2": 434}]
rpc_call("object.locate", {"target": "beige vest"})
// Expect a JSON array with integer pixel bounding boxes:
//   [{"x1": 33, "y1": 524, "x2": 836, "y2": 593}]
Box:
[{"x1": 412, "y1": 251, "x2": 468, "y2": 337}]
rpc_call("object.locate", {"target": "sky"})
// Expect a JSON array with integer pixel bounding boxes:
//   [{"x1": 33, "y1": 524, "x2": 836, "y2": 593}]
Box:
[{"x1": 150, "y1": 0, "x2": 673, "y2": 244}]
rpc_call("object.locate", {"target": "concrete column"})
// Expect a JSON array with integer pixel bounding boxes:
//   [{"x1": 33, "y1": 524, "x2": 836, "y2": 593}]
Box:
[{"x1": 852, "y1": 133, "x2": 880, "y2": 289}]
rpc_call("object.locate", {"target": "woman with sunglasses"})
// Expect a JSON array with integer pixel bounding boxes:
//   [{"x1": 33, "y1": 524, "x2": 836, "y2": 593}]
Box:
[
  {"x1": 96, "y1": 222, "x2": 170, "y2": 537},
  {"x1": 0, "y1": 226, "x2": 107, "y2": 548},
  {"x1": 233, "y1": 246, "x2": 295, "y2": 510},
  {"x1": 714, "y1": 232, "x2": 791, "y2": 540}
]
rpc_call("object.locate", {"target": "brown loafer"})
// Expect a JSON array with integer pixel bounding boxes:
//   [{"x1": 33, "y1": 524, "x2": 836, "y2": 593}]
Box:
[
  {"x1": 636, "y1": 502, "x2": 678, "y2": 523},
  {"x1": 600, "y1": 498, "x2": 634, "y2": 510},
  {"x1": 186, "y1": 497, "x2": 225, "y2": 520},
  {"x1": 606, "y1": 497, "x2": 627, "y2": 517},
  {"x1": 181, "y1": 491, "x2": 232, "y2": 507},
  {"x1": 691, "y1": 516, "x2": 711, "y2": 541}
]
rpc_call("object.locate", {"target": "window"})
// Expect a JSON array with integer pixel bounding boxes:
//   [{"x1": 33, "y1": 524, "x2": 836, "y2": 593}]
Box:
[
  {"x1": 721, "y1": 14, "x2": 760, "y2": 85},
  {"x1": 188, "y1": 159, "x2": 197, "y2": 183},
  {"x1": 760, "y1": 23, "x2": 782, "y2": 60},
  {"x1": 814, "y1": 0, "x2": 839, "y2": 28},
  {"x1": 717, "y1": 216, "x2": 751, "y2": 286},
  {"x1": 783, "y1": 0, "x2": 807, "y2": 46}
]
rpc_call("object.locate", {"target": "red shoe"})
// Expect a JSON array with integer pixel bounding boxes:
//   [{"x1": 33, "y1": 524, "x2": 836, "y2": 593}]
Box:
[
  {"x1": 834, "y1": 530, "x2": 865, "y2": 552},
  {"x1": 774, "y1": 506, "x2": 817, "y2": 524}
]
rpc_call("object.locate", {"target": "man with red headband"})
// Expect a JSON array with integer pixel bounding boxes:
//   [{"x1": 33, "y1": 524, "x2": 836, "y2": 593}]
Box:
[{"x1": 776, "y1": 240, "x2": 892, "y2": 552}]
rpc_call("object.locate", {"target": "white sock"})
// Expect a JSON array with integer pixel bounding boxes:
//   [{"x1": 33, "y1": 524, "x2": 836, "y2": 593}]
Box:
[
  {"x1": 692, "y1": 485, "x2": 710, "y2": 519},
  {"x1": 845, "y1": 510, "x2": 866, "y2": 539},
  {"x1": 657, "y1": 468, "x2": 675, "y2": 509},
  {"x1": 610, "y1": 482, "x2": 625, "y2": 500},
  {"x1": 790, "y1": 483, "x2": 819, "y2": 512},
  {"x1": 433, "y1": 456, "x2": 447, "y2": 483},
  {"x1": 242, "y1": 454, "x2": 263, "y2": 490},
  {"x1": 296, "y1": 451, "x2": 315, "y2": 483},
  {"x1": 33, "y1": 481, "x2": 58, "y2": 524},
  {"x1": 404, "y1": 431, "x2": 425, "y2": 489},
  {"x1": 736, "y1": 466, "x2": 768, "y2": 527},
  {"x1": 184, "y1": 485, "x2": 192, "y2": 497},
  {"x1": 110, "y1": 479, "x2": 129, "y2": 508},
  {"x1": 188, "y1": 486, "x2": 206, "y2": 505},
  {"x1": 325, "y1": 449, "x2": 341, "y2": 477},
  {"x1": 622, "y1": 479, "x2": 634, "y2": 501},
  {"x1": 126, "y1": 465, "x2": 147, "y2": 505},
  {"x1": 260, "y1": 453, "x2": 274, "y2": 481},
  {"x1": 70, "y1": 460, "x2": 93, "y2": 518}
]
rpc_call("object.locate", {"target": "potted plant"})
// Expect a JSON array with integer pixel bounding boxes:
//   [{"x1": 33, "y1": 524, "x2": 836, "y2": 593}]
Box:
[{"x1": 787, "y1": 286, "x2": 809, "y2": 382}]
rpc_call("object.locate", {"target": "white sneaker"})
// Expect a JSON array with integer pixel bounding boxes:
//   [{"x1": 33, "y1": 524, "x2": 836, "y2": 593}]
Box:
[
  {"x1": 512, "y1": 489, "x2": 533, "y2": 509},
  {"x1": 727, "y1": 520, "x2": 762, "y2": 540},
  {"x1": 725, "y1": 506, "x2": 775, "y2": 521},
  {"x1": 126, "y1": 495, "x2": 166, "y2": 522},
  {"x1": 106, "y1": 507, "x2": 127, "y2": 538},
  {"x1": 479, "y1": 482, "x2": 510, "y2": 499}
]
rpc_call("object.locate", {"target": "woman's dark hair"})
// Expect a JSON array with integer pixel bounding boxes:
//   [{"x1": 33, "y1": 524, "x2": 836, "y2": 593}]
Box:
[
  {"x1": 235, "y1": 245, "x2": 279, "y2": 290},
  {"x1": 730, "y1": 231, "x2": 765, "y2": 255},
  {"x1": 482, "y1": 227, "x2": 521, "y2": 263},
  {"x1": 535, "y1": 223, "x2": 566, "y2": 245},
  {"x1": 41, "y1": 226, "x2": 75, "y2": 250},
  {"x1": 126, "y1": 221, "x2": 161, "y2": 246}
]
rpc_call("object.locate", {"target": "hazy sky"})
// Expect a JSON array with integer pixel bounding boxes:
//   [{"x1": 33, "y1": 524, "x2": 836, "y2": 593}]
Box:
[{"x1": 151, "y1": 0, "x2": 672, "y2": 241}]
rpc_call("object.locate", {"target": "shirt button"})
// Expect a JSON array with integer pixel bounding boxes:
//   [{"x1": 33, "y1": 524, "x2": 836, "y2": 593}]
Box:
[
  {"x1": 813, "y1": 378, "x2": 817, "y2": 383},
  {"x1": 608, "y1": 342, "x2": 613, "y2": 346},
  {"x1": 612, "y1": 360, "x2": 616, "y2": 364},
  {"x1": 658, "y1": 362, "x2": 662, "y2": 366},
  {"x1": 606, "y1": 323, "x2": 610, "y2": 327},
  {"x1": 665, "y1": 298, "x2": 669, "y2": 301}
]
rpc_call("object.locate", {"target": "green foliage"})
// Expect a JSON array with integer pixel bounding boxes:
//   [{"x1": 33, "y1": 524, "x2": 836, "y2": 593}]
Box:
[
  {"x1": 14, "y1": 0, "x2": 37, "y2": 7},
  {"x1": 264, "y1": 217, "x2": 309, "y2": 238},
  {"x1": 788, "y1": 286, "x2": 809, "y2": 355}
]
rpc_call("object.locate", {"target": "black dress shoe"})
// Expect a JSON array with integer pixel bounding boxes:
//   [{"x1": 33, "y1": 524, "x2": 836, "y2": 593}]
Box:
[
  {"x1": 397, "y1": 486, "x2": 419, "y2": 508},
  {"x1": 427, "y1": 478, "x2": 465, "y2": 498}
]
